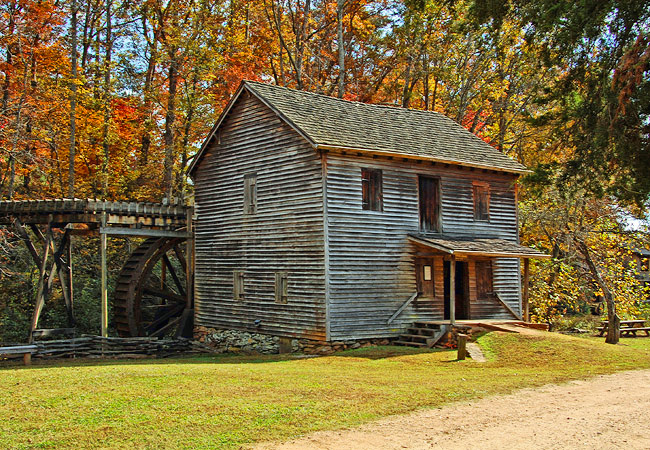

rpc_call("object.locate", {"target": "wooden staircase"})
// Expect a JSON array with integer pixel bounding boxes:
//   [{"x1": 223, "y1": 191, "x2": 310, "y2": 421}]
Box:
[{"x1": 394, "y1": 322, "x2": 448, "y2": 348}]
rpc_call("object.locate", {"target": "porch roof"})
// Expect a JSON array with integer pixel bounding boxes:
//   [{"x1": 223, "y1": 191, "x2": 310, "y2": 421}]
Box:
[{"x1": 408, "y1": 234, "x2": 549, "y2": 259}]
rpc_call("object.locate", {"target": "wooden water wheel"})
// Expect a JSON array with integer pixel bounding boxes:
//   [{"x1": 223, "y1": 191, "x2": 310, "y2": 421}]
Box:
[{"x1": 113, "y1": 236, "x2": 190, "y2": 337}]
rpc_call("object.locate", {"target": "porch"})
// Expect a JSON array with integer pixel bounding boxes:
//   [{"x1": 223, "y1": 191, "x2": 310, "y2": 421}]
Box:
[{"x1": 408, "y1": 234, "x2": 549, "y2": 324}]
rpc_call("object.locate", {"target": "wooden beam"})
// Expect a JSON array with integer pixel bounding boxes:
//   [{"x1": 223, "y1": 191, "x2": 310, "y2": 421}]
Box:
[
  {"x1": 450, "y1": 256, "x2": 456, "y2": 325},
  {"x1": 523, "y1": 258, "x2": 530, "y2": 322},
  {"x1": 494, "y1": 291, "x2": 522, "y2": 320},
  {"x1": 162, "y1": 254, "x2": 185, "y2": 297},
  {"x1": 12, "y1": 218, "x2": 41, "y2": 264},
  {"x1": 29, "y1": 223, "x2": 52, "y2": 343},
  {"x1": 99, "y1": 227, "x2": 191, "y2": 238},
  {"x1": 100, "y1": 213, "x2": 108, "y2": 337},
  {"x1": 386, "y1": 292, "x2": 418, "y2": 325}
]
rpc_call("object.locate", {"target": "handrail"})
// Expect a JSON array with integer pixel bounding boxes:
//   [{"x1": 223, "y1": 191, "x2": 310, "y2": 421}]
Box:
[
  {"x1": 493, "y1": 292, "x2": 522, "y2": 320},
  {"x1": 387, "y1": 292, "x2": 418, "y2": 325}
]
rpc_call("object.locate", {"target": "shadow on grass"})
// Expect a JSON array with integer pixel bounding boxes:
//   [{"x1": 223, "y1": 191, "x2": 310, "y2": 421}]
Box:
[{"x1": 0, "y1": 345, "x2": 452, "y2": 371}]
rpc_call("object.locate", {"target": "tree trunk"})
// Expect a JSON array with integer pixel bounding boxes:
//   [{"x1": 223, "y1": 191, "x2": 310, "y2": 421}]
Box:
[
  {"x1": 336, "y1": 0, "x2": 345, "y2": 98},
  {"x1": 139, "y1": 11, "x2": 159, "y2": 168},
  {"x1": 68, "y1": 0, "x2": 78, "y2": 198},
  {"x1": 101, "y1": 0, "x2": 113, "y2": 198},
  {"x1": 577, "y1": 239, "x2": 619, "y2": 344},
  {"x1": 163, "y1": 50, "x2": 179, "y2": 198}
]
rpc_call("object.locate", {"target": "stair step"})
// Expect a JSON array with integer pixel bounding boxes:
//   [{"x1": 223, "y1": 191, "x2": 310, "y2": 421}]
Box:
[
  {"x1": 393, "y1": 340, "x2": 427, "y2": 347},
  {"x1": 399, "y1": 334, "x2": 429, "y2": 342},
  {"x1": 413, "y1": 322, "x2": 442, "y2": 330},
  {"x1": 407, "y1": 327, "x2": 437, "y2": 336}
]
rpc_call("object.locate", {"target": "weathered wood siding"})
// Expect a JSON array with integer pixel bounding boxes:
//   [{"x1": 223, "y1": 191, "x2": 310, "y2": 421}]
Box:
[
  {"x1": 325, "y1": 153, "x2": 521, "y2": 340},
  {"x1": 193, "y1": 91, "x2": 327, "y2": 340}
]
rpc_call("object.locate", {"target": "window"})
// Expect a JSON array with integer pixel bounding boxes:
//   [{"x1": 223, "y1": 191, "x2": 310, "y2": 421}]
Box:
[
  {"x1": 415, "y1": 258, "x2": 435, "y2": 297},
  {"x1": 233, "y1": 271, "x2": 244, "y2": 301},
  {"x1": 473, "y1": 182, "x2": 490, "y2": 221},
  {"x1": 361, "y1": 168, "x2": 383, "y2": 211},
  {"x1": 275, "y1": 272, "x2": 288, "y2": 304},
  {"x1": 243, "y1": 173, "x2": 257, "y2": 214},
  {"x1": 419, "y1": 176, "x2": 441, "y2": 232},
  {"x1": 475, "y1": 261, "x2": 493, "y2": 299},
  {"x1": 641, "y1": 258, "x2": 649, "y2": 272}
]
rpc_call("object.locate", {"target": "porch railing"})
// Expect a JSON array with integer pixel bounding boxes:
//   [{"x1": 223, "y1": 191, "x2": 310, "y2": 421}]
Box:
[
  {"x1": 387, "y1": 292, "x2": 418, "y2": 325},
  {"x1": 493, "y1": 292, "x2": 522, "y2": 320}
]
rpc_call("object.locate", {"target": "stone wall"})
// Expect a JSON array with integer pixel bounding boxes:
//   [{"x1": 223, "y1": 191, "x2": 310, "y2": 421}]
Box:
[{"x1": 194, "y1": 326, "x2": 394, "y2": 355}]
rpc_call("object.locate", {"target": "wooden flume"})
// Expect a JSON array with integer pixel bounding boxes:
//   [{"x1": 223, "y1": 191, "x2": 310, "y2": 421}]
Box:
[{"x1": 0, "y1": 198, "x2": 194, "y2": 340}]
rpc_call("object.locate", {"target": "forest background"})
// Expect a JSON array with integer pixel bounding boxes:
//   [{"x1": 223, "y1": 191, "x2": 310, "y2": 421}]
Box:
[{"x1": 0, "y1": 0, "x2": 648, "y2": 342}]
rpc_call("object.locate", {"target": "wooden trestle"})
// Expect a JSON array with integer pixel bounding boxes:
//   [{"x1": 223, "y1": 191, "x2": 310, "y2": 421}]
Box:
[{"x1": 0, "y1": 199, "x2": 194, "y2": 342}]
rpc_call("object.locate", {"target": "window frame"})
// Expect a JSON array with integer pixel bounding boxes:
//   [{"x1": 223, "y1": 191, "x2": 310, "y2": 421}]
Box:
[
  {"x1": 475, "y1": 260, "x2": 493, "y2": 300},
  {"x1": 361, "y1": 168, "x2": 383, "y2": 212},
  {"x1": 233, "y1": 270, "x2": 245, "y2": 301},
  {"x1": 275, "y1": 272, "x2": 288, "y2": 304},
  {"x1": 243, "y1": 173, "x2": 257, "y2": 215},
  {"x1": 418, "y1": 175, "x2": 442, "y2": 232},
  {"x1": 473, "y1": 181, "x2": 490, "y2": 222}
]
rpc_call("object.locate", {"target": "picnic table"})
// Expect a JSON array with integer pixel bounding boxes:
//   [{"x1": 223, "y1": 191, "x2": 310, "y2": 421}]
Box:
[{"x1": 598, "y1": 319, "x2": 650, "y2": 337}]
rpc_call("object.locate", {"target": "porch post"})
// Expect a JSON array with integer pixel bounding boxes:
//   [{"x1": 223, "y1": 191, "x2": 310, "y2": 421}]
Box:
[
  {"x1": 523, "y1": 258, "x2": 530, "y2": 322},
  {"x1": 450, "y1": 256, "x2": 456, "y2": 325}
]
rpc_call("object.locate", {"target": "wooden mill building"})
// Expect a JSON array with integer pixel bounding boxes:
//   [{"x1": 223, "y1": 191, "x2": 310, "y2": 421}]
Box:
[{"x1": 189, "y1": 81, "x2": 547, "y2": 343}]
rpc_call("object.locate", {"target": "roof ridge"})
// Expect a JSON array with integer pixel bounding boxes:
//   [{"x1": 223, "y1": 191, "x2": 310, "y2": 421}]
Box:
[{"x1": 243, "y1": 79, "x2": 450, "y2": 117}]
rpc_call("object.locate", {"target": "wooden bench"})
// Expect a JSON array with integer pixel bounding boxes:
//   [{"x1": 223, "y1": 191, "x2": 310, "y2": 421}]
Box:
[
  {"x1": 0, "y1": 344, "x2": 38, "y2": 365},
  {"x1": 598, "y1": 320, "x2": 649, "y2": 337},
  {"x1": 620, "y1": 327, "x2": 650, "y2": 337}
]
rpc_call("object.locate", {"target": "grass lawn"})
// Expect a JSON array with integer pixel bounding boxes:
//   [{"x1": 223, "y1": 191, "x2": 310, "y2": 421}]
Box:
[{"x1": 2, "y1": 332, "x2": 650, "y2": 449}]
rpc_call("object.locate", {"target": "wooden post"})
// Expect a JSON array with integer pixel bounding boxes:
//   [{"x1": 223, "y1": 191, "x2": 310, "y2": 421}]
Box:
[
  {"x1": 449, "y1": 256, "x2": 456, "y2": 325},
  {"x1": 457, "y1": 333, "x2": 467, "y2": 360},
  {"x1": 100, "y1": 213, "x2": 108, "y2": 338},
  {"x1": 186, "y1": 206, "x2": 193, "y2": 309},
  {"x1": 67, "y1": 232, "x2": 75, "y2": 326},
  {"x1": 23, "y1": 353, "x2": 31, "y2": 366},
  {"x1": 523, "y1": 258, "x2": 530, "y2": 322},
  {"x1": 279, "y1": 337, "x2": 293, "y2": 354}
]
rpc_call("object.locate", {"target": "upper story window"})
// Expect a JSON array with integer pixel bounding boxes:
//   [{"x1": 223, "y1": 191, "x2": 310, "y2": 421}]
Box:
[
  {"x1": 361, "y1": 168, "x2": 383, "y2": 211},
  {"x1": 419, "y1": 176, "x2": 441, "y2": 232},
  {"x1": 243, "y1": 173, "x2": 257, "y2": 214},
  {"x1": 473, "y1": 182, "x2": 490, "y2": 221}
]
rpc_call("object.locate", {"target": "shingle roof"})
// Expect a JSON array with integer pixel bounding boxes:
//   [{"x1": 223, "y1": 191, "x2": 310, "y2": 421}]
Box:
[
  {"x1": 409, "y1": 234, "x2": 549, "y2": 259},
  {"x1": 243, "y1": 81, "x2": 528, "y2": 174}
]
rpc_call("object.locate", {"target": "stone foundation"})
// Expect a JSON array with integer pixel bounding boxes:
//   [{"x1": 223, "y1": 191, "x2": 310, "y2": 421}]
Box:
[
  {"x1": 437, "y1": 325, "x2": 482, "y2": 348},
  {"x1": 194, "y1": 326, "x2": 394, "y2": 355}
]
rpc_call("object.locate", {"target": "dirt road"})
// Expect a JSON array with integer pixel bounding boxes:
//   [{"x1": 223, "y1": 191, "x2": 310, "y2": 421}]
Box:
[{"x1": 254, "y1": 369, "x2": 650, "y2": 450}]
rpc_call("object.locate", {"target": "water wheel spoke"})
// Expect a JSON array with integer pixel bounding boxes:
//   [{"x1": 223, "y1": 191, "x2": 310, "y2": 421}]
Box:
[
  {"x1": 173, "y1": 245, "x2": 187, "y2": 273},
  {"x1": 162, "y1": 254, "x2": 186, "y2": 297},
  {"x1": 149, "y1": 315, "x2": 183, "y2": 338},
  {"x1": 143, "y1": 287, "x2": 185, "y2": 304},
  {"x1": 145, "y1": 303, "x2": 185, "y2": 334}
]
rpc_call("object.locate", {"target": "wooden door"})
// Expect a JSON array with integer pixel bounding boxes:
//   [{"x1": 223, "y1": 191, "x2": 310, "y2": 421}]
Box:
[{"x1": 444, "y1": 261, "x2": 470, "y2": 320}]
